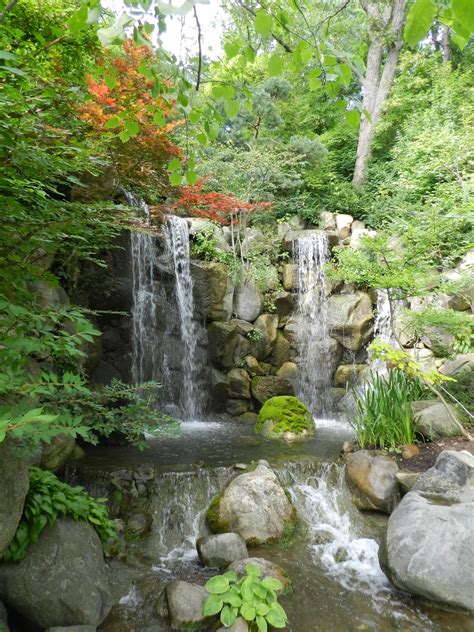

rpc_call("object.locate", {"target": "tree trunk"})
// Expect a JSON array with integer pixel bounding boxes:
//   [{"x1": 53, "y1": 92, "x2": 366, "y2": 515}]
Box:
[{"x1": 352, "y1": 0, "x2": 408, "y2": 185}]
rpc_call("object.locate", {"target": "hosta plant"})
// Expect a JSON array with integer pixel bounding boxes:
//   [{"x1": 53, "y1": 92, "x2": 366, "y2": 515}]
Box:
[{"x1": 203, "y1": 563, "x2": 288, "y2": 630}]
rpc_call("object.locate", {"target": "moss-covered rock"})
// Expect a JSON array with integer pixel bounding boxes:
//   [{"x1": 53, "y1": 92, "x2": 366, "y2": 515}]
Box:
[{"x1": 256, "y1": 396, "x2": 314, "y2": 442}]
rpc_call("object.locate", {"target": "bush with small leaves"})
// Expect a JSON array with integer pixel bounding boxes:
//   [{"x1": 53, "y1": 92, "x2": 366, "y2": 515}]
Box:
[{"x1": 203, "y1": 563, "x2": 288, "y2": 630}]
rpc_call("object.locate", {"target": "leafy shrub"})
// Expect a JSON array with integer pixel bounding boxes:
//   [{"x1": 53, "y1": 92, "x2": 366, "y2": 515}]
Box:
[
  {"x1": 203, "y1": 564, "x2": 288, "y2": 630},
  {"x1": 246, "y1": 329, "x2": 265, "y2": 343},
  {"x1": 3, "y1": 467, "x2": 118, "y2": 562},
  {"x1": 190, "y1": 227, "x2": 241, "y2": 280},
  {"x1": 348, "y1": 369, "x2": 426, "y2": 450}
]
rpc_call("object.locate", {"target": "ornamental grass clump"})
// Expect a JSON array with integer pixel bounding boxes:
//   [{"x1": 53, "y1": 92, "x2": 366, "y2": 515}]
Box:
[
  {"x1": 203, "y1": 563, "x2": 288, "y2": 630},
  {"x1": 348, "y1": 369, "x2": 425, "y2": 450}
]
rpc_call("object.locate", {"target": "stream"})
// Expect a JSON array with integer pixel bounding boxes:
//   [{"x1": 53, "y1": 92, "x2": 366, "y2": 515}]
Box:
[{"x1": 70, "y1": 419, "x2": 473, "y2": 632}]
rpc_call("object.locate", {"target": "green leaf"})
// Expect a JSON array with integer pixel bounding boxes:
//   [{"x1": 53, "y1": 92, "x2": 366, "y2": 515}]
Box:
[
  {"x1": 261, "y1": 577, "x2": 282, "y2": 591},
  {"x1": 337, "y1": 63, "x2": 352, "y2": 87},
  {"x1": 205, "y1": 575, "x2": 230, "y2": 595},
  {"x1": 169, "y1": 172, "x2": 182, "y2": 186},
  {"x1": 207, "y1": 121, "x2": 220, "y2": 141},
  {"x1": 451, "y1": 0, "x2": 474, "y2": 34},
  {"x1": 224, "y1": 99, "x2": 240, "y2": 119},
  {"x1": 246, "y1": 564, "x2": 262, "y2": 577},
  {"x1": 202, "y1": 594, "x2": 223, "y2": 616},
  {"x1": 245, "y1": 46, "x2": 256, "y2": 63},
  {"x1": 404, "y1": 0, "x2": 438, "y2": 47},
  {"x1": 125, "y1": 120, "x2": 140, "y2": 136},
  {"x1": 255, "y1": 9, "x2": 273, "y2": 37},
  {"x1": 167, "y1": 158, "x2": 181, "y2": 172},
  {"x1": 223, "y1": 571, "x2": 237, "y2": 583},
  {"x1": 224, "y1": 42, "x2": 240, "y2": 59},
  {"x1": 345, "y1": 109, "x2": 360, "y2": 128},
  {"x1": 220, "y1": 604, "x2": 237, "y2": 627},
  {"x1": 185, "y1": 171, "x2": 198, "y2": 185},
  {"x1": 241, "y1": 603, "x2": 256, "y2": 621},
  {"x1": 153, "y1": 110, "x2": 166, "y2": 126},
  {"x1": 256, "y1": 603, "x2": 270, "y2": 616},
  {"x1": 0, "y1": 51, "x2": 18, "y2": 61},
  {"x1": 256, "y1": 615, "x2": 268, "y2": 632},
  {"x1": 197, "y1": 132, "x2": 207, "y2": 146},
  {"x1": 268, "y1": 53, "x2": 284, "y2": 76},
  {"x1": 0, "y1": 66, "x2": 26, "y2": 77}
]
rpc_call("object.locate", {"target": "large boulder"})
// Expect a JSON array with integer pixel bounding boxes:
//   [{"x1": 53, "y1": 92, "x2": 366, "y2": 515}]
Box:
[
  {"x1": 251, "y1": 376, "x2": 294, "y2": 404},
  {"x1": 255, "y1": 396, "x2": 314, "y2": 442},
  {"x1": 379, "y1": 450, "x2": 474, "y2": 611},
  {"x1": 165, "y1": 580, "x2": 212, "y2": 630},
  {"x1": 206, "y1": 463, "x2": 296, "y2": 545},
  {"x1": 0, "y1": 444, "x2": 29, "y2": 557},
  {"x1": 345, "y1": 450, "x2": 399, "y2": 514},
  {"x1": 327, "y1": 292, "x2": 374, "y2": 352},
  {"x1": 207, "y1": 322, "x2": 238, "y2": 369},
  {"x1": 268, "y1": 333, "x2": 291, "y2": 369},
  {"x1": 196, "y1": 533, "x2": 248, "y2": 568},
  {"x1": 440, "y1": 352, "x2": 474, "y2": 377},
  {"x1": 335, "y1": 214, "x2": 353, "y2": 239},
  {"x1": 191, "y1": 261, "x2": 234, "y2": 321},
  {"x1": 40, "y1": 434, "x2": 76, "y2": 472},
  {"x1": 0, "y1": 518, "x2": 113, "y2": 629},
  {"x1": 28, "y1": 281, "x2": 70, "y2": 309},
  {"x1": 333, "y1": 364, "x2": 367, "y2": 386},
  {"x1": 233, "y1": 285, "x2": 262, "y2": 322},
  {"x1": 412, "y1": 400, "x2": 462, "y2": 440}
]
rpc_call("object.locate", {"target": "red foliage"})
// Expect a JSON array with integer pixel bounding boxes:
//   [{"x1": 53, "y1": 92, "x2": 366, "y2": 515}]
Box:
[
  {"x1": 77, "y1": 40, "x2": 182, "y2": 192},
  {"x1": 166, "y1": 179, "x2": 272, "y2": 224}
]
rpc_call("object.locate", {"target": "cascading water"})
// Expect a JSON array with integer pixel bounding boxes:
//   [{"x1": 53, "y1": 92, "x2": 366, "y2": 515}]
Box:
[
  {"x1": 127, "y1": 192, "x2": 160, "y2": 385},
  {"x1": 294, "y1": 232, "x2": 333, "y2": 415},
  {"x1": 369, "y1": 289, "x2": 400, "y2": 375},
  {"x1": 163, "y1": 216, "x2": 205, "y2": 419}
]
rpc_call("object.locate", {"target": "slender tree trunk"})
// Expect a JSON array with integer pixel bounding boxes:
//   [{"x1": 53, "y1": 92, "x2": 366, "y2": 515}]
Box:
[
  {"x1": 441, "y1": 26, "x2": 451, "y2": 63},
  {"x1": 353, "y1": 0, "x2": 408, "y2": 185}
]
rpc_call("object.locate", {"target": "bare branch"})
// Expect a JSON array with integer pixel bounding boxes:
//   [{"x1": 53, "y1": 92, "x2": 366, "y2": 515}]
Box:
[{"x1": 193, "y1": 5, "x2": 203, "y2": 91}]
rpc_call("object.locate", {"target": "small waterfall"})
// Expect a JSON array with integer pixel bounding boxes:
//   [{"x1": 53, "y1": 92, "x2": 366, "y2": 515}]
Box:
[
  {"x1": 369, "y1": 289, "x2": 399, "y2": 376},
  {"x1": 294, "y1": 232, "x2": 333, "y2": 415},
  {"x1": 127, "y1": 192, "x2": 160, "y2": 385},
  {"x1": 163, "y1": 216, "x2": 205, "y2": 419}
]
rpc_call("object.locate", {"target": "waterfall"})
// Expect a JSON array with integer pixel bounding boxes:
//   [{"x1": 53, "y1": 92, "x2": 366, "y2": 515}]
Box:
[
  {"x1": 127, "y1": 192, "x2": 160, "y2": 385},
  {"x1": 369, "y1": 289, "x2": 399, "y2": 375},
  {"x1": 294, "y1": 232, "x2": 333, "y2": 415},
  {"x1": 163, "y1": 216, "x2": 205, "y2": 419}
]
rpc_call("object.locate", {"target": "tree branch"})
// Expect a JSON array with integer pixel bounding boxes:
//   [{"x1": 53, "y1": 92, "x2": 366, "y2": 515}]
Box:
[{"x1": 193, "y1": 5, "x2": 203, "y2": 91}]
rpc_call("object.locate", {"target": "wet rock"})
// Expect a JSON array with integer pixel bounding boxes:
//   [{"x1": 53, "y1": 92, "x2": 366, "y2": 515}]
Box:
[
  {"x1": 268, "y1": 333, "x2": 291, "y2": 368},
  {"x1": 233, "y1": 285, "x2": 262, "y2": 322},
  {"x1": 273, "y1": 291, "x2": 293, "y2": 317},
  {"x1": 313, "y1": 529, "x2": 335, "y2": 545},
  {"x1": 334, "y1": 547, "x2": 349, "y2": 563},
  {"x1": 207, "y1": 464, "x2": 295, "y2": 545},
  {"x1": 251, "y1": 314, "x2": 278, "y2": 361},
  {"x1": 191, "y1": 261, "x2": 234, "y2": 321},
  {"x1": 251, "y1": 376, "x2": 294, "y2": 404},
  {"x1": 209, "y1": 370, "x2": 230, "y2": 412},
  {"x1": 217, "y1": 617, "x2": 248, "y2": 632},
  {"x1": 379, "y1": 450, "x2": 474, "y2": 611},
  {"x1": 412, "y1": 400, "x2": 462, "y2": 440},
  {"x1": 165, "y1": 580, "x2": 211, "y2": 630},
  {"x1": 241, "y1": 355, "x2": 264, "y2": 377},
  {"x1": 236, "y1": 412, "x2": 259, "y2": 424},
  {"x1": 345, "y1": 450, "x2": 399, "y2": 514},
  {"x1": 226, "y1": 368, "x2": 251, "y2": 399},
  {"x1": 281, "y1": 264, "x2": 297, "y2": 291},
  {"x1": 333, "y1": 364, "x2": 367, "y2": 386},
  {"x1": 207, "y1": 322, "x2": 238, "y2": 369},
  {"x1": 276, "y1": 361, "x2": 298, "y2": 380},
  {"x1": 0, "y1": 443, "x2": 29, "y2": 557},
  {"x1": 327, "y1": 292, "x2": 374, "y2": 352},
  {"x1": 226, "y1": 399, "x2": 250, "y2": 417},
  {"x1": 90, "y1": 361, "x2": 122, "y2": 386},
  {"x1": 40, "y1": 433, "x2": 76, "y2": 472},
  {"x1": 228, "y1": 557, "x2": 291, "y2": 591},
  {"x1": 0, "y1": 518, "x2": 113, "y2": 628},
  {"x1": 341, "y1": 441, "x2": 354, "y2": 454},
  {"x1": 197, "y1": 533, "x2": 248, "y2": 568}
]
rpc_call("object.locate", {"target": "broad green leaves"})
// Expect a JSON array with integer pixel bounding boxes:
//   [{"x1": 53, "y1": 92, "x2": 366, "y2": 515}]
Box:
[
  {"x1": 452, "y1": 0, "x2": 474, "y2": 33},
  {"x1": 404, "y1": 0, "x2": 437, "y2": 47},
  {"x1": 202, "y1": 564, "x2": 288, "y2": 630},
  {"x1": 268, "y1": 53, "x2": 284, "y2": 76},
  {"x1": 255, "y1": 9, "x2": 273, "y2": 37}
]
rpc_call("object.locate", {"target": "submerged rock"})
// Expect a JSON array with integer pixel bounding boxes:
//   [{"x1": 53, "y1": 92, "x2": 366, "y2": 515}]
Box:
[
  {"x1": 206, "y1": 464, "x2": 295, "y2": 545},
  {"x1": 0, "y1": 443, "x2": 29, "y2": 557},
  {"x1": 345, "y1": 450, "x2": 399, "y2": 514},
  {"x1": 255, "y1": 396, "x2": 314, "y2": 442},
  {"x1": 379, "y1": 450, "x2": 474, "y2": 611},
  {"x1": 0, "y1": 518, "x2": 113, "y2": 629},
  {"x1": 197, "y1": 533, "x2": 248, "y2": 568},
  {"x1": 165, "y1": 580, "x2": 211, "y2": 630}
]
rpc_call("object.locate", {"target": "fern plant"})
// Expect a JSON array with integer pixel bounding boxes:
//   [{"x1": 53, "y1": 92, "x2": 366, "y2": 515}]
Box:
[
  {"x1": 203, "y1": 564, "x2": 288, "y2": 630},
  {"x1": 3, "y1": 467, "x2": 118, "y2": 561}
]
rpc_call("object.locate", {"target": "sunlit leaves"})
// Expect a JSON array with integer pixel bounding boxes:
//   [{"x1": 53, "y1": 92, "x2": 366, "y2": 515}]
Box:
[
  {"x1": 224, "y1": 98, "x2": 240, "y2": 119},
  {"x1": 224, "y1": 41, "x2": 240, "y2": 59},
  {"x1": 451, "y1": 0, "x2": 474, "y2": 33},
  {"x1": 255, "y1": 9, "x2": 273, "y2": 37},
  {"x1": 268, "y1": 53, "x2": 284, "y2": 76},
  {"x1": 345, "y1": 109, "x2": 360, "y2": 128},
  {"x1": 404, "y1": 0, "x2": 438, "y2": 47}
]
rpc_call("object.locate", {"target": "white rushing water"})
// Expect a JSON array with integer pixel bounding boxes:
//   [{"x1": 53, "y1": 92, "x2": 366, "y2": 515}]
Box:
[
  {"x1": 127, "y1": 192, "x2": 160, "y2": 385},
  {"x1": 369, "y1": 289, "x2": 399, "y2": 376},
  {"x1": 163, "y1": 215, "x2": 205, "y2": 419},
  {"x1": 294, "y1": 232, "x2": 333, "y2": 415}
]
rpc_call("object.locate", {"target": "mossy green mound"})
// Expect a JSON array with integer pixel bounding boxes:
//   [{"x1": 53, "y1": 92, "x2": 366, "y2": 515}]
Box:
[{"x1": 256, "y1": 396, "x2": 314, "y2": 440}]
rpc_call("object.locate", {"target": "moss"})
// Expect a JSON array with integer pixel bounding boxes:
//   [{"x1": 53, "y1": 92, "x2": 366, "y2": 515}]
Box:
[
  {"x1": 255, "y1": 395, "x2": 314, "y2": 436},
  {"x1": 206, "y1": 493, "x2": 229, "y2": 533}
]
